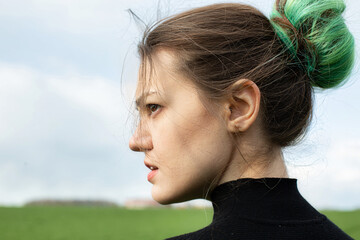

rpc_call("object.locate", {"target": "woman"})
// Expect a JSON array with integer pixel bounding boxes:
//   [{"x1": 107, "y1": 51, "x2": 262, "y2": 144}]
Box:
[{"x1": 129, "y1": 0, "x2": 355, "y2": 239}]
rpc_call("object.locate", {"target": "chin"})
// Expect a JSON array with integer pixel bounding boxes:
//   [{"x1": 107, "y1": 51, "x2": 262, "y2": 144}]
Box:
[
  {"x1": 151, "y1": 189, "x2": 180, "y2": 205},
  {"x1": 152, "y1": 196, "x2": 174, "y2": 205},
  {"x1": 151, "y1": 186, "x2": 195, "y2": 205}
]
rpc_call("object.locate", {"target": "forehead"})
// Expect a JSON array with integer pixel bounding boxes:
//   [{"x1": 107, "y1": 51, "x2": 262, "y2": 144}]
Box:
[{"x1": 135, "y1": 49, "x2": 181, "y2": 98}]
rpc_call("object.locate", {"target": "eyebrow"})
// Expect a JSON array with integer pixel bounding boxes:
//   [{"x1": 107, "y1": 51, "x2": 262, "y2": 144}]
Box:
[{"x1": 135, "y1": 90, "x2": 159, "y2": 108}]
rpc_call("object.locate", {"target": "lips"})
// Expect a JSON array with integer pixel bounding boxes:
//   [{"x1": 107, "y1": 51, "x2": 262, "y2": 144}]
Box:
[
  {"x1": 144, "y1": 161, "x2": 158, "y2": 171},
  {"x1": 145, "y1": 161, "x2": 159, "y2": 182}
]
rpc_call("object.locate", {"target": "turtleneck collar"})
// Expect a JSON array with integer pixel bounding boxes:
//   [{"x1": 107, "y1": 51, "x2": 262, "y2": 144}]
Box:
[{"x1": 209, "y1": 178, "x2": 319, "y2": 223}]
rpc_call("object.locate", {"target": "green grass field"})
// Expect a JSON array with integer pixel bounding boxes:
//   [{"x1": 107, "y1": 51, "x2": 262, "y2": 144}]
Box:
[{"x1": 0, "y1": 206, "x2": 359, "y2": 240}]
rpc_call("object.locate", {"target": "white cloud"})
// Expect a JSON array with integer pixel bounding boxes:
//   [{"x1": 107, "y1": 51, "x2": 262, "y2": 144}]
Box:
[
  {"x1": 0, "y1": 0, "x2": 358, "y2": 37},
  {"x1": 48, "y1": 75, "x2": 122, "y2": 121},
  {"x1": 287, "y1": 138, "x2": 360, "y2": 210},
  {"x1": 0, "y1": 0, "x2": 167, "y2": 35},
  {"x1": 1, "y1": 0, "x2": 360, "y2": 210},
  {"x1": 0, "y1": 62, "x2": 144, "y2": 206},
  {"x1": 0, "y1": 63, "x2": 132, "y2": 143},
  {"x1": 1, "y1": 61, "x2": 359, "y2": 209}
]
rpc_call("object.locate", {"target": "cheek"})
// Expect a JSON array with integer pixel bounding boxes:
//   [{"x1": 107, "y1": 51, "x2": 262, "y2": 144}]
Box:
[
  {"x1": 151, "y1": 114, "x2": 233, "y2": 204},
  {"x1": 153, "y1": 107, "x2": 232, "y2": 178},
  {"x1": 184, "y1": 118, "x2": 233, "y2": 175}
]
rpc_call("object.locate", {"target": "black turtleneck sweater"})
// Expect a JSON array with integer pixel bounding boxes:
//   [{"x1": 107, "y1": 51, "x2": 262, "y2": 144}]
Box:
[{"x1": 165, "y1": 178, "x2": 353, "y2": 240}]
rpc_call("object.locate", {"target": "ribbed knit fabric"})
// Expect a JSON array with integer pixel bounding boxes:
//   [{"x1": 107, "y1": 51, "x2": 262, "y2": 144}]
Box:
[{"x1": 165, "y1": 178, "x2": 353, "y2": 240}]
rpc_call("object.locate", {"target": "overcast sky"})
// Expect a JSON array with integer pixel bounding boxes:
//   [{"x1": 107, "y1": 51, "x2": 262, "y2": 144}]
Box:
[{"x1": 0, "y1": 0, "x2": 359, "y2": 210}]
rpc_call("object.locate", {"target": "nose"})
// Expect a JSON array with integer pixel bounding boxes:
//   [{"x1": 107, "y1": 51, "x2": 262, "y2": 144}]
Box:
[{"x1": 129, "y1": 124, "x2": 153, "y2": 152}]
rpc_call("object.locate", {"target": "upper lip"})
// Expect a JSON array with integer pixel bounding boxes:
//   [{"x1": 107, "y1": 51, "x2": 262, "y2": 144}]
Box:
[{"x1": 144, "y1": 161, "x2": 158, "y2": 170}]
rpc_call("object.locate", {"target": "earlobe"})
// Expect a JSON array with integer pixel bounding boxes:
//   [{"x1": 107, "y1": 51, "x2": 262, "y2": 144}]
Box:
[{"x1": 224, "y1": 79, "x2": 261, "y2": 133}]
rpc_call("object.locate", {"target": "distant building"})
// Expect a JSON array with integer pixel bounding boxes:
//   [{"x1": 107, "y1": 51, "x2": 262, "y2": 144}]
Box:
[{"x1": 25, "y1": 199, "x2": 118, "y2": 207}]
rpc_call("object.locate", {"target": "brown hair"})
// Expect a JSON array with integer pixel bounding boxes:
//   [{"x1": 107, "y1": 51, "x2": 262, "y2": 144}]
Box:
[{"x1": 130, "y1": 3, "x2": 313, "y2": 148}]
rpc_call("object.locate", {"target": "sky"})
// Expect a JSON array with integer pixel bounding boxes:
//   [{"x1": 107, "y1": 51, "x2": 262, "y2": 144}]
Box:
[{"x1": 0, "y1": 0, "x2": 359, "y2": 210}]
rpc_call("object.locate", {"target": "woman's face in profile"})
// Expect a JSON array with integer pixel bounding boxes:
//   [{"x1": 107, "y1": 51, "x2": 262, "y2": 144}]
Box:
[{"x1": 129, "y1": 49, "x2": 234, "y2": 204}]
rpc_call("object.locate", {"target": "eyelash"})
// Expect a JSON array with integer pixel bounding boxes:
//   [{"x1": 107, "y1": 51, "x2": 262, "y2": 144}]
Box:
[{"x1": 145, "y1": 104, "x2": 162, "y2": 115}]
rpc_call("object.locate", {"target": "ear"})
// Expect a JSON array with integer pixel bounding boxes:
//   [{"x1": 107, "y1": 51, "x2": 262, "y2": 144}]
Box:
[{"x1": 223, "y1": 79, "x2": 261, "y2": 133}]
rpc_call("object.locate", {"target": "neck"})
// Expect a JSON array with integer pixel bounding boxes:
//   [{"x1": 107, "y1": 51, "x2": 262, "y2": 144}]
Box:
[{"x1": 217, "y1": 144, "x2": 288, "y2": 186}]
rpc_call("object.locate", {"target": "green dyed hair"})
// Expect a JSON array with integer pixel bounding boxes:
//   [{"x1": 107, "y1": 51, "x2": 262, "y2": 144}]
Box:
[{"x1": 270, "y1": 0, "x2": 355, "y2": 89}]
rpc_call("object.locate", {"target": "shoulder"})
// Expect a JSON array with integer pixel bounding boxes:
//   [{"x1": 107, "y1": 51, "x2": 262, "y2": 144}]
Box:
[{"x1": 164, "y1": 215, "x2": 354, "y2": 240}]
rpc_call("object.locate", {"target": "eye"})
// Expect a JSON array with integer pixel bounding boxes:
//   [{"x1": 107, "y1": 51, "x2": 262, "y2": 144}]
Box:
[{"x1": 146, "y1": 104, "x2": 161, "y2": 115}]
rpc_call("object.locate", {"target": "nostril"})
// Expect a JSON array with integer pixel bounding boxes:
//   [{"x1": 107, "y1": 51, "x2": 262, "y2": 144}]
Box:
[
  {"x1": 129, "y1": 137, "x2": 140, "y2": 152},
  {"x1": 129, "y1": 125, "x2": 142, "y2": 152},
  {"x1": 129, "y1": 127, "x2": 153, "y2": 152}
]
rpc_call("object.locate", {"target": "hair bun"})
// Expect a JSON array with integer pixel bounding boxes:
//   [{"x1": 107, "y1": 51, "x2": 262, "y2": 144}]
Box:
[{"x1": 270, "y1": 0, "x2": 355, "y2": 89}]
